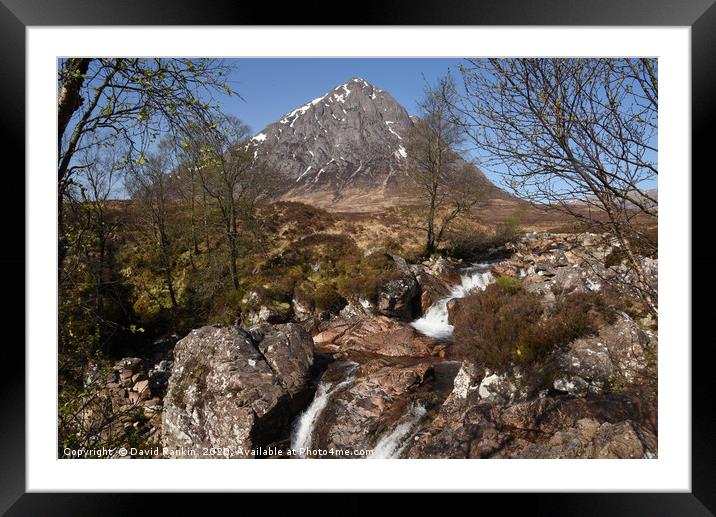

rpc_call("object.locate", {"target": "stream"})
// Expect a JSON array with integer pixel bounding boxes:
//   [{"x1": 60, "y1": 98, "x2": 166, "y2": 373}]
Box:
[{"x1": 410, "y1": 262, "x2": 495, "y2": 339}]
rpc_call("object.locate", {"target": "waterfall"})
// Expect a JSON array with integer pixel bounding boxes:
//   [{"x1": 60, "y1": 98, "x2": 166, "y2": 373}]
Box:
[
  {"x1": 410, "y1": 263, "x2": 494, "y2": 339},
  {"x1": 369, "y1": 403, "x2": 427, "y2": 459},
  {"x1": 290, "y1": 364, "x2": 356, "y2": 458}
]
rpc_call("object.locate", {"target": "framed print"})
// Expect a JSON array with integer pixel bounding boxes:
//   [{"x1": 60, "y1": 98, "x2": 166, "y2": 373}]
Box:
[{"x1": 2, "y1": 0, "x2": 713, "y2": 513}]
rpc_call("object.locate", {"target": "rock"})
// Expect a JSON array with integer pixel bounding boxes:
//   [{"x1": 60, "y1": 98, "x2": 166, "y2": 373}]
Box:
[
  {"x1": 413, "y1": 270, "x2": 451, "y2": 315},
  {"x1": 478, "y1": 371, "x2": 518, "y2": 404},
  {"x1": 553, "y1": 337, "x2": 613, "y2": 396},
  {"x1": 376, "y1": 273, "x2": 419, "y2": 321},
  {"x1": 312, "y1": 320, "x2": 352, "y2": 348},
  {"x1": 256, "y1": 323, "x2": 314, "y2": 394},
  {"x1": 244, "y1": 303, "x2": 292, "y2": 326},
  {"x1": 406, "y1": 383, "x2": 656, "y2": 459},
  {"x1": 551, "y1": 266, "x2": 588, "y2": 294},
  {"x1": 318, "y1": 316, "x2": 438, "y2": 358},
  {"x1": 551, "y1": 249, "x2": 569, "y2": 267},
  {"x1": 162, "y1": 323, "x2": 314, "y2": 458},
  {"x1": 308, "y1": 359, "x2": 432, "y2": 453},
  {"x1": 427, "y1": 256, "x2": 461, "y2": 285},
  {"x1": 599, "y1": 314, "x2": 651, "y2": 382},
  {"x1": 133, "y1": 379, "x2": 150, "y2": 396},
  {"x1": 553, "y1": 313, "x2": 651, "y2": 396},
  {"x1": 117, "y1": 357, "x2": 143, "y2": 374},
  {"x1": 534, "y1": 260, "x2": 557, "y2": 277},
  {"x1": 491, "y1": 261, "x2": 523, "y2": 278},
  {"x1": 514, "y1": 419, "x2": 656, "y2": 459},
  {"x1": 148, "y1": 370, "x2": 171, "y2": 395},
  {"x1": 522, "y1": 273, "x2": 551, "y2": 295},
  {"x1": 338, "y1": 297, "x2": 374, "y2": 320},
  {"x1": 292, "y1": 300, "x2": 313, "y2": 321},
  {"x1": 432, "y1": 361, "x2": 463, "y2": 392},
  {"x1": 390, "y1": 254, "x2": 411, "y2": 274},
  {"x1": 446, "y1": 298, "x2": 461, "y2": 325}
]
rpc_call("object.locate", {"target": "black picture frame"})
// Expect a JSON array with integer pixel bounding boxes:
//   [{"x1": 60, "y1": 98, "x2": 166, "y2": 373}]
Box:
[{"x1": 1, "y1": 0, "x2": 711, "y2": 513}]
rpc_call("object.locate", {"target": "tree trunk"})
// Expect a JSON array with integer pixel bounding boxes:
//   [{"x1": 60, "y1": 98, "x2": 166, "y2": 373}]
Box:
[
  {"x1": 228, "y1": 233, "x2": 239, "y2": 290},
  {"x1": 57, "y1": 58, "x2": 91, "y2": 147},
  {"x1": 165, "y1": 268, "x2": 178, "y2": 311},
  {"x1": 423, "y1": 195, "x2": 437, "y2": 257}
]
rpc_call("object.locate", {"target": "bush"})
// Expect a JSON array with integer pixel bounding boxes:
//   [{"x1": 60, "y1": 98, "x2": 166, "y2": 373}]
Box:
[
  {"x1": 313, "y1": 283, "x2": 346, "y2": 312},
  {"x1": 294, "y1": 280, "x2": 346, "y2": 313},
  {"x1": 447, "y1": 216, "x2": 522, "y2": 260},
  {"x1": 494, "y1": 275, "x2": 523, "y2": 291},
  {"x1": 336, "y1": 250, "x2": 402, "y2": 302},
  {"x1": 453, "y1": 283, "x2": 614, "y2": 374}
]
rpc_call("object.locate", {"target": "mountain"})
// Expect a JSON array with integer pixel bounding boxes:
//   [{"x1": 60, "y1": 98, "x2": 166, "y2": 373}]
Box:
[{"x1": 247, "y1": 77, "x2": 500, "y2": 210}]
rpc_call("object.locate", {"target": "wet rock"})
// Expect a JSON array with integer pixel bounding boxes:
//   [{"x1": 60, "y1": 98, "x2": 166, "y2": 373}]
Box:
[
  {"x1": 413, "y1": 270, "x2": 451, "y2": 315},
  {"x1": 446, "y1": 298, "x2": 462, "y2": 325},
  {"x1": 309, "y1": 359, "x2": 432, "y2": 453},
  {"x1": 162, "y1": 323, "x2": 314, "y2": 458}
]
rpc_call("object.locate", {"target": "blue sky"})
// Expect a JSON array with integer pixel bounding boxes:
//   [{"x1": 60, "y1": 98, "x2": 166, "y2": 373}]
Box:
[{"x1": 220, "y1": 58, "x2": 463, "y2": 135}]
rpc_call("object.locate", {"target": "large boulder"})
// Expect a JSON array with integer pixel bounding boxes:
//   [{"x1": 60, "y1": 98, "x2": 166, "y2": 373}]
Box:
[
  {"x1": 413, "y1": 270, "x2": 451, "y2": 315},
  {"x1": 410, "y1": 257, "x2": 462, "y2": 314},
  {"x1": 376, "y1": 273, "x2": 419, "y2": 321},
  {"x1": 162, "y1": 323, "x2": 314, "y2": 458},
  {"x1": 553, "y1": 313, "x2": 652, "y2": 396},
  {"x1": 306, "y1": 359, "x2": 432, "y2": 454}
]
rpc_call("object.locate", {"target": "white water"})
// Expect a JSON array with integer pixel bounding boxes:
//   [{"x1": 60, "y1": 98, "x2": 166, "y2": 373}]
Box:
[
  {"x1": 410, "y1": 263, "x2": 494, "y2": 339},
  {"x1": 290, "y1": 366, "x2": 356, "y2": 458},
  {"x1": 369, "y1": 403, "x2": 427, "y2": 459}
]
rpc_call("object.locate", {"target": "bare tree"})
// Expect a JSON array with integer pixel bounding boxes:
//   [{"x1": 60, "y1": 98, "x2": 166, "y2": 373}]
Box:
[
  {"x1": 187, "y1": 115, "x2": 277, "y2": 290},
  {"x1": 403, "y1": 78, "x2": 485, "y2": 256},
  {"x1": 57, "y1": 58, "x2": 235, "y2": 276},
  {"x1": 125, "y1": 141, "x2": 181, "y2": 312},
  {"x1": 449, "y1": 59, "x2": 658, "y2": 315},
  {"x1": 78, "y1": 146, "x2": 124, "y2": 320}
]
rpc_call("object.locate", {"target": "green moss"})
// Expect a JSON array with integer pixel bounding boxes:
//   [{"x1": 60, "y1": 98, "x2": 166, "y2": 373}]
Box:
[{"x1": 494, "y1": 275, "x2": 523, "y2": 291}]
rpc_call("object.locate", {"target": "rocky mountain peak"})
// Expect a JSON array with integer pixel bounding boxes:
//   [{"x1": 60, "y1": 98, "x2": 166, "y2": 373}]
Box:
[{"x1": 248, "y1": 77, "x2": 414, "y2": 202}]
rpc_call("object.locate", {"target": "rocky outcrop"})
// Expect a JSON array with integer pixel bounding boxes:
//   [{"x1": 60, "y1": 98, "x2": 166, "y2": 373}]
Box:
[
  {"x1": 553, "y1": 313, "x2": 652, "y2": 396},
  {"x1": 74, "y1": 339, "x2": 177, "y2": 458},
  {"x1": 312, "y1": 315, "x2": 442, "y2": 358},
  {"x1": 410, "y1": 256, "x2": 461, "y2": 314},
  {"x1": 406, "y1": 362, "x2": 657, "y2": 459},
  {"x1": 495, "y1": 232, "x2": 657, "y2": 311},
  {"x1": 162, "y1": 323, "x2": 314, "y2": 458},
  {"x1": 307, "y1": 359, "x2": 433, "y2": 453},
  {"x1": 376, "y1": 273, "x2": 419, "y2": 321}
]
